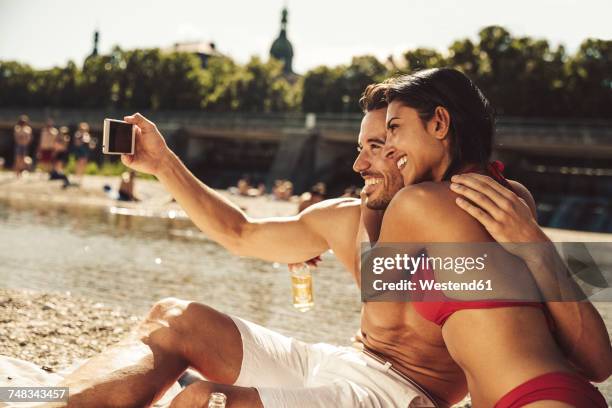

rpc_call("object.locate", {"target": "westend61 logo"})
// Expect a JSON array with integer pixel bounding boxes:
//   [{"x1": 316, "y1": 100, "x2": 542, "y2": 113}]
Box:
[
  {"x1": 369, "y1": 252, "x2": 491, "y2": 294},
  {"x1": 371, "y1": 252, "x2": 487, "y2": 275},
  {"x1": 361, "y1": 242, "x2": 612, "y2": 303}
]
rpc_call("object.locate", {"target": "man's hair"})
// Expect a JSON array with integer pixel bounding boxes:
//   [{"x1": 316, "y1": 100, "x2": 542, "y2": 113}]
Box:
[
  {"x1": 385, "y1": 68, "x2": 494, "y2": 180},
  {"x1": 359, "y1": 82, "x2": 389, "y2": 113}
]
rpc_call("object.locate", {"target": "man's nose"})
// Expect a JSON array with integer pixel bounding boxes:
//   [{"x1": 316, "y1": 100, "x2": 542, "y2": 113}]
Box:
[{"x1": 353, "y1": 152, "x2": 369, "y2": 173}]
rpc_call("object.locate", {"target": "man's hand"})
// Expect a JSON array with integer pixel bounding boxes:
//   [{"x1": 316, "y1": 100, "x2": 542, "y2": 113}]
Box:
[
  {"x1": 288, "y1": 255, "x2": 322, "y2": 272},
  {"x1": 450, "y1": 173, "x2": 549, "y2": 264},
  {"x1": 121, "y1": 113, "x2": 171, "y2": 176}
]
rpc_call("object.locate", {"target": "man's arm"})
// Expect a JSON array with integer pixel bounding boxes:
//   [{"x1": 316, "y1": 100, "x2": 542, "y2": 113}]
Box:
[
  {"x1": 451, "y1": 173, "x2": 612, "y2": 382},
  {"x1": 121, "y1": 113, "x2": 358, "y2": 264}
]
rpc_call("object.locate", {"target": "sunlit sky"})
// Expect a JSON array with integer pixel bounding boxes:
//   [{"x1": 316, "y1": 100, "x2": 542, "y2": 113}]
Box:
[{"x1": 1, "y1": 0, "x2": 610, "y2": 73}]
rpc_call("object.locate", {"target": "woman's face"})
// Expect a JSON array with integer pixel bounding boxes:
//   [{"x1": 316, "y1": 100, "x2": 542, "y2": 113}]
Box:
[{"x1": 384, "y1": 101, "x2": 451, "y2": 186}]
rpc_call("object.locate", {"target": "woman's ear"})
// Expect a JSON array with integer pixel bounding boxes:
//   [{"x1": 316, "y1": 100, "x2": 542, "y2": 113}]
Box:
[{"x1": 427, "y1": 106, "x2": 451, "y2": 140}]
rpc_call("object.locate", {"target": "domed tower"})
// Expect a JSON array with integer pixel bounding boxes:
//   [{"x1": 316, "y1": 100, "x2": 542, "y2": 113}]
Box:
[
  {"x1": 270, "y1": 7, "x2": 294, "y2": 74},
  {"x1": 91, "y1": 29, "x2": 99, "y2": 57}
]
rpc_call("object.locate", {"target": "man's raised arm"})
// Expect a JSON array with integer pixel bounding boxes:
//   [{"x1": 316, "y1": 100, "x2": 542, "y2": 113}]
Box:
[{"x1": 121, "y1": 113, "x2": 358, "y2": 264}]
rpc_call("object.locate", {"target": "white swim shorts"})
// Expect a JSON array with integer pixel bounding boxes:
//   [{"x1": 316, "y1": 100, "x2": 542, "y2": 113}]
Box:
[{"x1": 230, "y1": 316, "x2": 436, "y2": 408}]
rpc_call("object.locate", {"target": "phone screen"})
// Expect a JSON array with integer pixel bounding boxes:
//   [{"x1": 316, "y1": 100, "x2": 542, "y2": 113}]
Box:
[{"x1": 108, "y1": 121, "x2": 133, "y2": 153}]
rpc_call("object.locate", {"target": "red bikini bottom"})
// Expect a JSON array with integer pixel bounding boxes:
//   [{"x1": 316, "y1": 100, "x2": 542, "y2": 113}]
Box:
[{"x1": 494, "y1": 372, "x2": 606, "y2": 408}]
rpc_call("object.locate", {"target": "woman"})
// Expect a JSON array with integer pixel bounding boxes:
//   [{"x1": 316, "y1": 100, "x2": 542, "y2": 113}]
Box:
[
  {"x1": 73, "y1": 122, "x2": 92, "y2": 180},
  {"x1": 49, "y1": 126, "x2": 71, "y2": 188},
  {"x1": 377, "y1": 68, "x2": 610, "y2": 407},
  {"x1": 37, "y1": 119, "x2": 58, "y2": 172}
]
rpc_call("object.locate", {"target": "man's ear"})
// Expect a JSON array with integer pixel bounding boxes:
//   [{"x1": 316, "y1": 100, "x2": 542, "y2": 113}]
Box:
[{"x1": 427, "y1": 107, "x2": 451, "y2": 140}]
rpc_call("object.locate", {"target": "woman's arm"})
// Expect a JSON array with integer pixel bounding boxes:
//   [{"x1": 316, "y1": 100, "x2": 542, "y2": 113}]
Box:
[{"x1": 451, "y1": 173, "x2": 612, "y2": 382}]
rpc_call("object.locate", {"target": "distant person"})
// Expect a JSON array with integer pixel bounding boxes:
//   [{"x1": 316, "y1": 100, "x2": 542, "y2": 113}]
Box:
[
  {"x1": 49, "y1": 126, "x2": 71, "y2": 188},
  {"x1": 341, "y1": 185, "x2": 360, "y2": 198},
  {"x1": 272, "y1": 179, "x2": 293, "y2": 201},
  {"x1": 37, "y1": 119, "x2": 58, "y2": 172},
  {"x1": 237, "y1": 178, "x2": 250, "y2": 196},
  {"x1": 13, "y1": 115, "x2": 32, "y2": 175},
  {"x1": 297, "y1": 182, "x2": 326, "y2": 212},
  {"x1": 253, "y1": 182, "x2": 266, "y2": 197},
  {"x1": 118, "y1": 170, "x2": 139, "y2": 202},
  {"x1": 73, "y1": 122, "x2": 92, "y2": 180}
]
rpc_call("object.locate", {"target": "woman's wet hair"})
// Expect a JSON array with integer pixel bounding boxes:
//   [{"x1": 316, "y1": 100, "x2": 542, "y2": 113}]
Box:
[{"x1": 385, "y1": 68, "x2": 494, "y2": 180}]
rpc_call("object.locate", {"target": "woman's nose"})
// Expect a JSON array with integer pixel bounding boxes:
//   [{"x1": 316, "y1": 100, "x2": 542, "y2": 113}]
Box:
[{"x1": 383, "y1": 143, "x2": 397, "y2": 160}]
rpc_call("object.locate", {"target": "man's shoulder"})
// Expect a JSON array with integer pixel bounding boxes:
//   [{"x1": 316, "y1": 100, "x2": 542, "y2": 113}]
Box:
[
  {"x1": 300, "y1": 197, "x2": 360, "y2": 219},
  {"x1": 299, "y1": 197, "x2": 361, "y2": 243}
]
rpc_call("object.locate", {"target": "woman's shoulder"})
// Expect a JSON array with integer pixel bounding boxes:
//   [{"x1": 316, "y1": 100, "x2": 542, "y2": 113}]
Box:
[
  {"x1": 389, "y1": 182, "x2": 457, "y2": 214},
  {"x1": 384, "y1": 181, "x2": 490, "y2": 242},
  {"x1": 507, "y1": 179, "x2": 536, "y2": 216}
]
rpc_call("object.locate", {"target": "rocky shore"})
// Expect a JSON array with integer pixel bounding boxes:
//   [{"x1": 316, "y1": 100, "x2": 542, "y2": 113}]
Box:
[{"x1": 0, "y1": 289, "x2": 138, "y2": 373}]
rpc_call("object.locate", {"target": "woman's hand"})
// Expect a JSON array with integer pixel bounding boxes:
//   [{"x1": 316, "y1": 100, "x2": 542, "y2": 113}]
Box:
[{"x1": 450, "y1": 173, "x2": 549, "y2": 263}]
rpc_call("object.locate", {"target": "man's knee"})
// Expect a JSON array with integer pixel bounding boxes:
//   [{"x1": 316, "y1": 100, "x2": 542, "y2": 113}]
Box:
[
  {"x1": 135, "y1": 298, "x2": 193, "y2": 350},
  {"x1": 141, "y1": 298, "x2": 226, "y2": 345},
  {"x1": 147, "y1": 297, "x2": 190, "y2": 323}
]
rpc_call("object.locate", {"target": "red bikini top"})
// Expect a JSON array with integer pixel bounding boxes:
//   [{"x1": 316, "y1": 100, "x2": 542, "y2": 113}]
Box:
[{"x1": 411, "y1": 162, "x2": 551, "y2": 327}]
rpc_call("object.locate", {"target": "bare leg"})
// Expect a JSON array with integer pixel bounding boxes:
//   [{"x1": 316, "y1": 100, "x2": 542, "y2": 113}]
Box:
[
  {"x1": 61, "y1": 298, "x2": 244, "y2": 408},
  {"x1": 14, "y1": 155, "x2": 23, "y2": 175},
  {"x1": 169, "y1": 381, "x2": 263, "y2": 408},
  {"x1": 76, "y1": 158, "x2": 87, "y2": 179}
]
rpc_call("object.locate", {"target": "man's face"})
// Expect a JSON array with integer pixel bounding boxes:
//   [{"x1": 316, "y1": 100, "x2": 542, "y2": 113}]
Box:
[{"x1": 352, "y1": 108, "x2": 404, "y2": 210}]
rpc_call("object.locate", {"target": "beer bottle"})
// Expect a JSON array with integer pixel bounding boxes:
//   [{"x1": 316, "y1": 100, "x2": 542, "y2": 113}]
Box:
[
  {"x1": 290, "y1": 263, "x2": 314, "y2": 312},
  {"x1": 208, "y1": 392, "x2": 227, "y2": 408}
]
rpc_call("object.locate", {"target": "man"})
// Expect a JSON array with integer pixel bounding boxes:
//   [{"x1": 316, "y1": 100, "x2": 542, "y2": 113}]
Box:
[
  {"x1": 38, "y1": 119, "x2": 58, "y2": 173},
  {"x1": 118, "y1": 170, "x2": 139, "y2": 201},
  {"x1": 57, "y1": 82, "x2": 608, "y2": 407},
  {"x1": 13, "y1": 115, "x2": 32, "y2": 175}
]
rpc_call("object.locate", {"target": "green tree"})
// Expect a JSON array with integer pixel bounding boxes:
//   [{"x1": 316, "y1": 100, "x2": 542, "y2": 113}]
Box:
[
  {"x1": 302, "y1": 55, "x2": 388, "y2": 113},
  {"x1": 155, "y1": 52, "x2": 207, "y2": 110},
  {"x1": 565, "y1": 39, "x2": 612, "y2": 117},
  {"x1": 0, "y1": 61, "x2": 36, "y2": 107},
  {"x1": 79, "y1": 54, "x2": 118, "y2": 108},
  {"x1": 302, "y1": 65, "x2": 346, "y2": 112},
  {"x1": 117, "y1": 49, "x2": 162, "y2": 109},
  {"x1": 403, "y1": 48, "x2": 447, "y2": 72},
  {"x1": 341, "y1": 55, "x2": 389, "y2": 112},
  {"x1": 223, "y1": 57, "x2": 297, "y2": 112}
]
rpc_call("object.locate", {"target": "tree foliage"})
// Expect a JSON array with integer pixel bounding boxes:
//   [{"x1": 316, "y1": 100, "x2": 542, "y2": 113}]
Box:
[{"x1": 0, "y1": 26, "x2": 610, "y2": 118}]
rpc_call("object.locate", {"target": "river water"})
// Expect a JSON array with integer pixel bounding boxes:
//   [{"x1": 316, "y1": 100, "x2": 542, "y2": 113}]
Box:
[
  {"x1": 0, "y1": 199, "x2": 610, "y2": 402},
  {"x1": 0, "y1": 200, "x2": 362, "y2": 345}
]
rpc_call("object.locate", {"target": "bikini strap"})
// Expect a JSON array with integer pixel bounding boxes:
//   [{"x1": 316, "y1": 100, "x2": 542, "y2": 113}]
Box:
[{"x1": 486, "y1": 160, "x2": 514, "y2": 192}]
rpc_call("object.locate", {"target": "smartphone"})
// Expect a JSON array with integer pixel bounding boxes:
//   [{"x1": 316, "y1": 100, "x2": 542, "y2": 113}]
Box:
[{"x1": 102, "y1": 119, "x2": 135, "y2": 155}]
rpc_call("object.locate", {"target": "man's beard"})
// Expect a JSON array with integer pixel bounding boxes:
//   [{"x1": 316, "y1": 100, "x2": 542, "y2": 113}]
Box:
[{"x1": 365, "y1": 189, "x2": 395, "y2": 210}]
